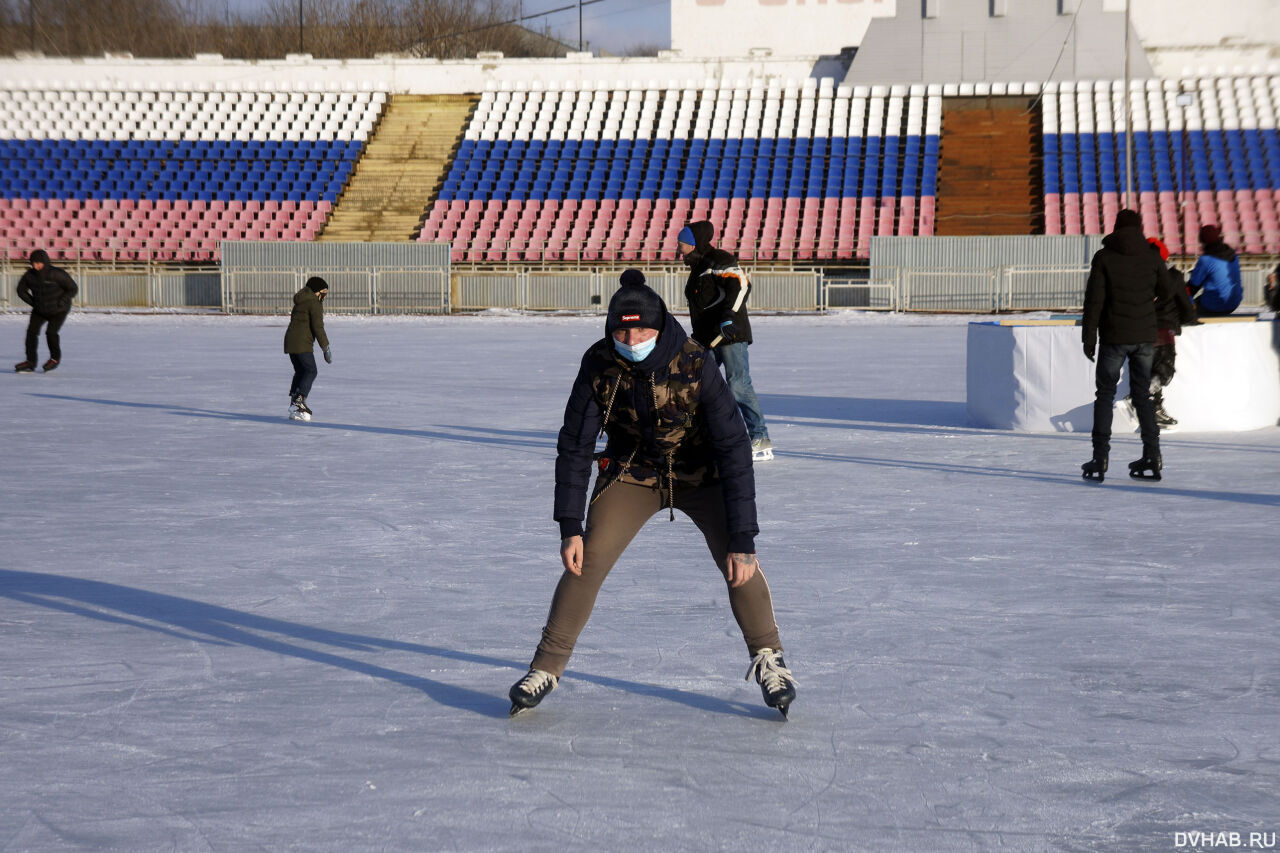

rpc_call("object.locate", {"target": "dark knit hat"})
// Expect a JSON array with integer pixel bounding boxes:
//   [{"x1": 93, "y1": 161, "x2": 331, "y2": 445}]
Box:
[
  {"x1": 1113, "y1": 209, "x2": 1142, "y2": 231},
  {"x1": 29, "y1": 249, "x2": 49, "y2": 266},
  {"x1": 305, "y1": 276, "x2": 329, "y2": 293},
  {"x1": 1199, "y1": 224, "x2": 1222, "y2": 245},
  {"x1": 606, "y1": 270, "x2": 666, "y2": 333}
]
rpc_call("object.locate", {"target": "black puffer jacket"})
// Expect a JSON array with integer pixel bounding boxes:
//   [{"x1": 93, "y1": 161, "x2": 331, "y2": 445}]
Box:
[
  {"x1": 1083, "y1": 226, "x2": 1177, "y2": 347},
  {"x1": 553, "y1": 312, "x2": 758, "y2": 553},
  {"x1": 682, "y1": 220, "x2": 753, "y2": 347},
  {"x1": 17, "y1": 264, "x2": 78, "y2": 316},
  {"x1": 1153, "y1": 254, "x2": 1198, "y2": 334}
]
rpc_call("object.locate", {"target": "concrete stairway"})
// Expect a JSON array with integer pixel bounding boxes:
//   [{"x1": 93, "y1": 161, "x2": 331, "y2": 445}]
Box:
[
  {"x1": 935, "y1": 97, "x2": 1043, "y2": 236},
  {"x1": 320, "y1": 94, "x2": 476, "y2": 242}
]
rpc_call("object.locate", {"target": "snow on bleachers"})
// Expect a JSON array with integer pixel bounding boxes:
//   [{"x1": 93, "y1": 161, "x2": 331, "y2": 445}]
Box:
[{"x1": 0, "y1": 84, "x2": 381, "y2": 261}]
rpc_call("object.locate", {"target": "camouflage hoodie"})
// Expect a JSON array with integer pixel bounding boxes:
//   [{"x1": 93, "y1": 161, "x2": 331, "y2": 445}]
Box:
[{"x1": 554, "y1": 312, "x2": 758, "y2": 554}]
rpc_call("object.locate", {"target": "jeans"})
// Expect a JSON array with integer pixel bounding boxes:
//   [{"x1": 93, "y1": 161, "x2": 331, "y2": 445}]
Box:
[
  {"x1": 289, "y1": 352, "x2": 318, "y2": 399},
  {"x1": 26, "y1": 311, "x2": 67, "y2": 363},
  {"x1": 712, "y1": 342, "x2": 769, "y2": 441},
  {"x1": 1093, "y1": 342, "x2": 1158, "y2": 459}
]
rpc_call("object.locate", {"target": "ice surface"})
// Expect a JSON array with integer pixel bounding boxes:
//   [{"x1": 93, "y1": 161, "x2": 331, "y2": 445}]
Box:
[{"x1": 2, "y1": 312, "x2": 1278, "y2": 851}]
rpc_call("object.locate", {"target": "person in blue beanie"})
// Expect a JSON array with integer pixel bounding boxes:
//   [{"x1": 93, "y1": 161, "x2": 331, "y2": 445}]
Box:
[
  {"x1": 1188, "y1": 225, "x2": 1243, "y2": 316},
  {"x1": 676, "y1": 221, "x2": 774, "y2": 462}
]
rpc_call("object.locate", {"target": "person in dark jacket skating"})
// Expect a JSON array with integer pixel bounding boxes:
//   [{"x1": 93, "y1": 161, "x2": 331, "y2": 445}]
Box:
[
  {"x1": 1081, "y1": 210, "x2": 1181, "y2": 482},
  {"x1": 1187, "y1": 224, "x2": 1243, "y2": 316},
  {"x1": 677, "y1": 220, "x2": 773, "y2": 461},
  {"x1": 509, "y1": 270, "x2": 796, "y2": 718},
  {"x1": 283, "y1": 277, "x2": 331, "y2": 421},
  {"x1": 14, "y1": 249, "x2": 77, "y2": 373},
  {"x1": 1126, "y1": 237, "x2": 1200, "y2": 429}
]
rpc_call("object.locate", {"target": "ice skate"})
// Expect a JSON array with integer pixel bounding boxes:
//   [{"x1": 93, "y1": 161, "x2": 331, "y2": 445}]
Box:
[
  {"x1": 14, "y1": 361, "x2": 35, "y2": 373},
  {"x1": 288, "y1": 394, "x2": 312, "y2": 422},
  {"x1": 509, "y1": 668, "x2": 557, "y2": 715},
  {"x1": 1128, "y1": 453, "x2": 1162, "y2": 481},
  {"x1": 745, "y1": 648, "x2": 796, "y2": 719},
  {"x1": 1153, "y1": 397, "x2": 1177, "y2": 430},
  {"x1": 751, "y1": 437, "x2": 774, "y2": 462},
  {"x1": 42, "y1": 359, "x2": 58, "y2": 372},
  {"x1": 1081, "y1": 455, "x2": 1108, "y2": 482}
]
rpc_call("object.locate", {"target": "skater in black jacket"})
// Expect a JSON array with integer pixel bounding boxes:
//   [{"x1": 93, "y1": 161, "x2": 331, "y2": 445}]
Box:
[
  {"x1": 14, "y1": 249, "x2": 77, "y2": 373},
  {"x1": 1081, "y1": 210, "x2": 1181, "y2": 482},
  {"x1": 677, "y1": 221, "x2": 773, "y2": 461},
  {"x1": 509, "y1": 270, "x2": 796, "y2": 718}
]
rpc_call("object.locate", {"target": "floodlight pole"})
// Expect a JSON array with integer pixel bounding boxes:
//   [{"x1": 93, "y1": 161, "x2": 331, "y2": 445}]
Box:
[
  {"x1": 298, "y1": 0, "x2": 304, "y2": 54},
  {"x1": 579, "y1": 0, "x2": 583, "y2": 52},
  {"x1": 1123, "y1": 0, "x2": 1134, "y2": 209}
]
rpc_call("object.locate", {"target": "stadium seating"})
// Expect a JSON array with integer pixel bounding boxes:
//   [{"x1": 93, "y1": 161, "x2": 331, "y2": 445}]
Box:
[
  {"x1": 0, "y1": 83, "x2": 381, "y2": 261},
  {"x1": 1042, "y1": 76, "x2": 1280, "y2": 255},
  {"x1": 2, "y1": 72, "x2": 1278, "y2": 266},
  {"x1": 417, "y1": 78, "x2": 941, "y2": 262}
]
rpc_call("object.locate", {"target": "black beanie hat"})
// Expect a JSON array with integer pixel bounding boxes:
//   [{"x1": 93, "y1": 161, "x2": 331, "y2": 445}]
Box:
[
  {"x1": 606, "y1": 270, "x2": 666, "y2": 334},
  {"x1": 29, "y1": 249, "x2": 49, "y2": 266},
  {"x1": 1113, "y1": 209, "x2": 1142, "y2": 231},
  {"x1": 306, "y1": 276, "x2": 329, "y2": 293}
]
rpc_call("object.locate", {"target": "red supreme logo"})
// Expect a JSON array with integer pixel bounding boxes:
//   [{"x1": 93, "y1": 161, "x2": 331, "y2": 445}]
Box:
[{"x1": 622, "y1": 314, "x2": 640, "y2": 321}]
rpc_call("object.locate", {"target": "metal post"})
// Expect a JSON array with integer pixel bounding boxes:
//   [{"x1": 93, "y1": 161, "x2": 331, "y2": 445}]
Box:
[
  {"x1": 1123, "y1": 0, "x2": 1133, "y2": 210},
  {"x1": 578, "y1": 0, "x2": 583, "y2": 52},
  {"x1": 1176, "y1": 89, "x2": 1193, "y2": 252},
  {"x1": 298, "y1": 0, "x2": 303, "y2": 54}
]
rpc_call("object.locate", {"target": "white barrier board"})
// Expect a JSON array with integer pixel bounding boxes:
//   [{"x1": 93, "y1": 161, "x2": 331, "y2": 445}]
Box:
[{"x1": 966, "y1": 318, "x2": 1280, "y2": 432}]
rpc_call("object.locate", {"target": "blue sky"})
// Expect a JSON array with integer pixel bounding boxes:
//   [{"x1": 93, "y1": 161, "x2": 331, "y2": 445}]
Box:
[{"x1": 211, "y1": 0, "x2": 672, "y2": 54}]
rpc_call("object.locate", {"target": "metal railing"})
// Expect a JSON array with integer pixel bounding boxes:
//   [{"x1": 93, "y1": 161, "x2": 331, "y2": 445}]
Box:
[
  {"x1": 222, "y1": 266, "x2": 450, "y2": 314},
  {"x1": 4, "y1": 258, "x2": 1276, "y2": 315}
]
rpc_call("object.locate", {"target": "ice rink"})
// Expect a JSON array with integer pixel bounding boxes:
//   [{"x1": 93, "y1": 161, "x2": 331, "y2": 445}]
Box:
[{"x1": 2, "y1": 311, "x2": 1278, "y2": 852}]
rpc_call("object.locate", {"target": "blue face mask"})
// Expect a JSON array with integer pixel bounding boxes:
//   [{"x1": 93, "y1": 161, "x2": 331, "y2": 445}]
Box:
[{"x1": 614, "y1": 336, "x2": 657, "y2": 362}]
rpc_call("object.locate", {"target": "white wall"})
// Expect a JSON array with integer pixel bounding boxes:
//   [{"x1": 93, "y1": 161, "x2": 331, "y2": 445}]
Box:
[
  {"x1": 1125, "y1": 0, "x2": 1280, "y2": 77},
  {"x1": 670, "y1": 0, "x2": 898, "y2": 58},
  {"x1": 0, "y1": 53, "x2": 818, "y2": 94}
]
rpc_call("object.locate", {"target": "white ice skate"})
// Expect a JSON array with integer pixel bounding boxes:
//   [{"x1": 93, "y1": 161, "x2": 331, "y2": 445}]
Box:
[{"x1": 751, "y1": 437, "x2": 774, "y2": 462}]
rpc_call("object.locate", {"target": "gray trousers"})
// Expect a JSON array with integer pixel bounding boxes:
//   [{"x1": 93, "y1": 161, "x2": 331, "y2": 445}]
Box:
[{"x1": 531, "y1": 480, "x2": 782, "y2": 678}]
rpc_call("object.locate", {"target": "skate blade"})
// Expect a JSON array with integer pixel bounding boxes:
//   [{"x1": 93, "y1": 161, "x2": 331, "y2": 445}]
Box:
[
  {"x1": 1082, "y1": 472, "x2": 1105, "y2": 482},
  {"x1": 752, "y1": 450, "x2": 774, "y2": 462},
  {"x1": 509, "y1": 703, "x2": 529, "y2": 717},
  {"x1": 288, "y1": 411, "x2": 311, "y2": 422},
  {"x1": 1129, "y1": 471, "x2": 1162, "y2": 481}
]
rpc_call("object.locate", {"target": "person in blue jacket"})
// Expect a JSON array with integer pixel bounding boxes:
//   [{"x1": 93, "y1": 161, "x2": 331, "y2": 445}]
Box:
[
  {"x1": 508, "y1": 270, "x2": 796, "y2": 718},
  {"x1": 1187, "y1": 225, "x2": 1243, "y2": 316}
]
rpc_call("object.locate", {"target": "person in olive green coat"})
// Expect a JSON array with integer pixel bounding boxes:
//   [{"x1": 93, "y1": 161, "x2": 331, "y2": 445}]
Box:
[{"x1": 284, "y1": 277, "x2": 331, "y2": 421}]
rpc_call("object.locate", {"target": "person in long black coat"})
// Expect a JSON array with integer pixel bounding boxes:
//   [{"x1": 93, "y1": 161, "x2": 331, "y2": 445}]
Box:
[{"x1": 14, "y1": 249, "x2": 77, "y2": 373}]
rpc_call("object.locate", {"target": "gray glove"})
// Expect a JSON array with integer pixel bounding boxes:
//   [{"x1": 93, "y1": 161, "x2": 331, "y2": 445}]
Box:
[{"x1": 323, "y1": 347, "x2": 333, "y2": 364}]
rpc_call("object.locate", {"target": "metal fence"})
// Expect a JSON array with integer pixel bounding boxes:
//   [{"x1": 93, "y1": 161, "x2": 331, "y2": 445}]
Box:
[
  {"x1": 222, "y1": 266, "x2": 450, "y2": 314},
  {"x1": 1, "y1": 259, "x2": 221, "y2": 309},
  {"x1": 3, "y1": 259, "x2": 1275, "y2": 315}
]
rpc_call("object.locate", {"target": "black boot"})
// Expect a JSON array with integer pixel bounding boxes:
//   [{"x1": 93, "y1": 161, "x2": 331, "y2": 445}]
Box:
[
  {"x1": 1152, "y1": 393, "x2": 1177, "y2": 428},
  {"x1": 1081, "y1": 455, "x2": 1108, "y2": 482},
  {"x1": 1128, "y1": 453, "x2": 1163, "y2": 481},
  {"x1": 509, "y1": 669, "x2": 558, "y2": 715}
]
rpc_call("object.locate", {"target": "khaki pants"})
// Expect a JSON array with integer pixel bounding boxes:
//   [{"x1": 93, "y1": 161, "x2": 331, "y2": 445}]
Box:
[{"x1": 531, "y1": 480, "x2": 782, "y2": 678}]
